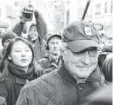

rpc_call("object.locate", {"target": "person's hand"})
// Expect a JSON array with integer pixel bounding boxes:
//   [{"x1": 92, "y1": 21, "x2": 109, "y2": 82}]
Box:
[
  {"x1": 0, "y1": 96, "x2": 5, "y2": 105},
  {"x1": 34, "y1": 10, "x2": 39, "y2": 20}
]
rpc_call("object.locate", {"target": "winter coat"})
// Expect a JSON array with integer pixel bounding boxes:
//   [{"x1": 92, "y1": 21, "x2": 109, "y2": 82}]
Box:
[
  {"x1": 12, "y1": 22, "x2": 24, "y2": 36},
  {"x1": 37, "y1": 55, "x2": 62, "y2": 75},
  {"x1": 16, "y1": 64, "x2": 102, "y2": 105},
  {"x1": 33, "y1": 38, "x2": 45, "y2": 62},
  {"x1": 82, "y1": 83, "x2": 112, "y2": 105},
  {"x1": 0, "y1": 62, "x2": 37, "y2": 105}
]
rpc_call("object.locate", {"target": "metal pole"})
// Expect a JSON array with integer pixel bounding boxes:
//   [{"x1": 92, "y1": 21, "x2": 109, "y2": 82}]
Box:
[{"x1": 81, "y1": 0, "x2": 91, "y2": 20}]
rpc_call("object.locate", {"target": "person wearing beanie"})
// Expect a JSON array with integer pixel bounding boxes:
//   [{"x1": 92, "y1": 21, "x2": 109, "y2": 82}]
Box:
[
  {"x1": 0, "y1": 31, "x2": 18, "y2": 73},
  {"x1": 2, "y1": 31, "x2": 18, "y2": 49},
  {"x1": 16, "y1": 21, "x2": 103, "y2": 105},
  {"x1": 36, "y1": 34, "x2": 62, "y2": 76}
]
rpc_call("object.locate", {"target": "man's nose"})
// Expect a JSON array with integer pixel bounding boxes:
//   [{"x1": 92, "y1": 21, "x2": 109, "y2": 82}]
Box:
[{"x1": 82, "y1": 51, "x2": 91, "y2": 65}]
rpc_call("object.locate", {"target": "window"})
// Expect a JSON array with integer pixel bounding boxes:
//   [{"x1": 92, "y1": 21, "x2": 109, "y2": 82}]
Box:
[
  {"x1": 0, "y1": 9, "x2": 1, "y2": 17},
  {"x1": 78, "y1": 8, "x2": 83, "y2": 19},
  {"x1": 95, "y1": 4, "x2": 101, "y2": 15},
  {"x1": 111, "y1": 1, "x2": 113, "y2": 13},
  {"x1": 105, "y1": 2, "x2": 108, "y2": 13}
]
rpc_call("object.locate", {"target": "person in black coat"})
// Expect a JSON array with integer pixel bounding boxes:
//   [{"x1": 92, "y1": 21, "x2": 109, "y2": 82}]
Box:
[{"x1": 0, "y1": 37, "x2": 37, "y2": 105}]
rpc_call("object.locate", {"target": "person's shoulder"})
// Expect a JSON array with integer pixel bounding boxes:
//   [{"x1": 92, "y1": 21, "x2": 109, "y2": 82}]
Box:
[
  {"x1": 23, "y1": 70, "x2": 59, "y2": 92},
  {"x1": 83, "y1": 84, "x2": 112, "y2": 105},
  {"x1": 0, "y1": 74, "x2": 13, "y2": 88},
  {"x1": 20, "y1": 72, "x2": 58, "y2": 98},
  {"x1": 38, "y1": 57, "x2": 50, "y2": 69},
  {"x1": 25, "y1": 71, "x2": 55, "y2": 86},
  {"x1": 13, "y1": 22, "x2": 22, "y2": 29}
]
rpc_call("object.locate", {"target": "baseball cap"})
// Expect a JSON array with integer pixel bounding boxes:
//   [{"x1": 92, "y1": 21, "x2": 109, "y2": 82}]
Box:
[{"x1": 62, "y1": 21, "x2": 100, "y2": 52}]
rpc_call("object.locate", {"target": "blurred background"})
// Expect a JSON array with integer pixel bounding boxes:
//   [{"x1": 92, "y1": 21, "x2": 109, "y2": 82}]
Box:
[{"x1": 0, "y1": 0, "x2": 112, "y2": 49}]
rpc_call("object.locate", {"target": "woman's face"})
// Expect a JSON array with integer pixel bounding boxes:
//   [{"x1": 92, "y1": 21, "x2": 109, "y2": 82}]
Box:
[{"x1": 8, "y1": 40, "x2": 33, "y2": 69}]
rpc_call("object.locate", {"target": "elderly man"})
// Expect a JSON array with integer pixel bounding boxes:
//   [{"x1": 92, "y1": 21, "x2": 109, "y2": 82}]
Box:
[{"x1": 16, "y1": 21, "x2": 102, "y2": 105}]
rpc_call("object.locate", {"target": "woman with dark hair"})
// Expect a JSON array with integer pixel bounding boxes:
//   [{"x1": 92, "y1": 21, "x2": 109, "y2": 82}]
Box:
[
  {"x1": 0, "y1": 37, "x2": 37, "y2": 105},
  {"x1": 101, "y1": 53, "x2": 112, "y2": 83}
]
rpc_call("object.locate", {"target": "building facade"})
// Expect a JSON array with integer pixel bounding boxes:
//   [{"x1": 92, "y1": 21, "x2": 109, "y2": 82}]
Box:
[{"x1": 68, "y1": 0, "x2": 113, "y2": 45}]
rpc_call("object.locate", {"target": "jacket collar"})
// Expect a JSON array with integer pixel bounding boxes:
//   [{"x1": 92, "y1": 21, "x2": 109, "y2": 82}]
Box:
[
  {"x1": 58, "y1": 63, "x2": 101, "y2": 84},
  {"x1": 7, "y1": 67, "x2": 27, "y2": 85},
  {"x1": 9, "y1": 71, "x2": 27, "y2": 85},
  {"x1": 14, "y1": 75, "x2": 26, "y2": 85},
  {"x1": 1, "y1": 66, "x2": 27, "y2": 85},
  {"x1": 58, "y1": 64, "x2": 77, "y2": 84}
]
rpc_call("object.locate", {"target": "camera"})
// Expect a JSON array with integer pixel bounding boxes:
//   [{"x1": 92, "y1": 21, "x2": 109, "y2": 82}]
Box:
[{"x1": 22, "y1": 4, "x2": 34, "y2": 21}]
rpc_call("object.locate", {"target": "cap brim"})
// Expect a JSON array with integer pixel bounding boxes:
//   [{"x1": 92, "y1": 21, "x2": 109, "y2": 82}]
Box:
[{"x1": 67, "y1": 40, "x2": 99, "y2": 52}]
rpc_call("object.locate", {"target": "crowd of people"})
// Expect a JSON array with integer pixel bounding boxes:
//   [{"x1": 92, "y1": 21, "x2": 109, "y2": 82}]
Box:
[{"x1": 0, "y1": 4, "x2": 112, "y2": 105}]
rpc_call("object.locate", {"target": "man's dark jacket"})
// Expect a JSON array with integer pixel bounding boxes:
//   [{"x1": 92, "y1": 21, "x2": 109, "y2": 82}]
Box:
[{"x1": 16, "y1": 64, "x2": 102, "y2": 105}]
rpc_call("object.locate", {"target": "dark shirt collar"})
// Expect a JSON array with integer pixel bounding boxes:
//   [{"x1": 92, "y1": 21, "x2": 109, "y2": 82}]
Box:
[
  {"x1": 58, "y1": 63, "x2": 101, "y2": 84},
  {"x1": 58, "y1": 63, "x2": 77, "y2": 85}
]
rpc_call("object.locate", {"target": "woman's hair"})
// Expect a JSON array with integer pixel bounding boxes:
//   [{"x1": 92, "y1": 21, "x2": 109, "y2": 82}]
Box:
[
  {"x1": 2, "y1": 37, "x2": 34, "y2": 65},
  {"x1": 101, "y1": 54, "x2": 112, "y2": 82},
  {"x1": 0, "y1": 37, "x2": 35, "y2": 80}
]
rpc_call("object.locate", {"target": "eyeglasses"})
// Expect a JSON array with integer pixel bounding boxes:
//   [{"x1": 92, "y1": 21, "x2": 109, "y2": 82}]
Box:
[{"x1": 73, "y1": 47, "x2": 100, "y2": 57}]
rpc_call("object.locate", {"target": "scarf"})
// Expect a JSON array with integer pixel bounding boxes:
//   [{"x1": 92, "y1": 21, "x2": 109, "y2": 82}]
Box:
[{"x1": 8, "y1": 62, "x2": 36, "y2": 80}]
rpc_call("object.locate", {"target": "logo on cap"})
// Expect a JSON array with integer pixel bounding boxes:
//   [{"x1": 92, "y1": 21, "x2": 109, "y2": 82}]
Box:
[{"x1": 84, "y1": 26, "x2": 92, "y2": 36}]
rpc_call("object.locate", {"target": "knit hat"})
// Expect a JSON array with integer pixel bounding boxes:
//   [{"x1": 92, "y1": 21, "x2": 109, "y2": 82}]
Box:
[
  {"x1": 44, "y1": 34, "x2": 62, "y2": 50},
  {"x1": 2, "y1": 31, "x2": 17, "y2": 46},
  {"x1": 62, "y1": 21, "x2": 100, "y2": 52},
  {"x1": 46, "y1": 34, "x2": 62, "y2": 44}
]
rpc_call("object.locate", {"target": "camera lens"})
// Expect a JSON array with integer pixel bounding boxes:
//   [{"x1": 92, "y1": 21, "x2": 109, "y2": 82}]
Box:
[{"x1": 24, "y1": 13, "x2": 31, "y2": 19}]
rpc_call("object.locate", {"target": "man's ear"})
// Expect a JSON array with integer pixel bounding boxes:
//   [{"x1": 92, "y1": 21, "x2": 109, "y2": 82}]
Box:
[{"x1": 8, "y1": 55, "x2": 12, "y2": 60}]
